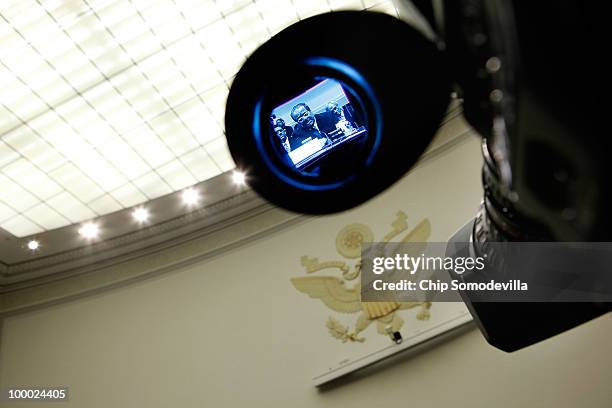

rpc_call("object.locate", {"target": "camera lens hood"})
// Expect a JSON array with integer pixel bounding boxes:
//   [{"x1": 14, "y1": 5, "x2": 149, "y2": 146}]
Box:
[{"x1": 225, "y1": 11, "x2": 451, "y2": 214}]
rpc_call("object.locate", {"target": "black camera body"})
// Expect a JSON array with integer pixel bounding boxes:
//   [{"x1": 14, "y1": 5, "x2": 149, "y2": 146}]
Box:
[
  {"x1": 439, "y1": 0, "x2": 610, "y2": 351},
  {"x1": 225, "y1": 1, "x2": 611, "y2": 351}
]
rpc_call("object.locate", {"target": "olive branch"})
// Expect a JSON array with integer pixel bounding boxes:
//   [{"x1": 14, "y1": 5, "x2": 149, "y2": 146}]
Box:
[{"x1": 325, "y1": 317, "x2": 365, "y2": 343}]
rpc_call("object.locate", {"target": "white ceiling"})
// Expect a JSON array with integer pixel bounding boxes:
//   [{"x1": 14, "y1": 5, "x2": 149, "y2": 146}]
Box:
[{"x1": 0, "y1": 0, "x2": 399, "y2": 238}]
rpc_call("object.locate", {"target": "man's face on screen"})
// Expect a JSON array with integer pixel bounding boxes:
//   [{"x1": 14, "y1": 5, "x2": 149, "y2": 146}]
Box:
[
  {"x1": 292, "y1": 105, "x2": 315, "y2": 129},
  {"x1": 327, "y1": 102, "x2": 342, "y2": 117},
  {"x1": 274, "y1": 126, "x2": 287, "y2": 139}
]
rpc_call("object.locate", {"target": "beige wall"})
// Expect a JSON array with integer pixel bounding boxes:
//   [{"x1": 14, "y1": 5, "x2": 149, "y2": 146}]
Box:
[{"x1": 1, "y1": 132, "x2": 610, "y2": 408}]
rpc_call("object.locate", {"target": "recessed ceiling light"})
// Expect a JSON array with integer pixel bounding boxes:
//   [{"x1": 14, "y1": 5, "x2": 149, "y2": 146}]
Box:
[
  {"x1": 78, "y1": 222, "x2": 99, "y2": 239},
  {"x1": 27, "y1": 240, "x2": 40, "y2": 251},
  {"x1": 132, "y1": 207, "x2": 149, "y2": 223},
  {"x1": 231, "y1": 170, "x2": 246, "y2": 186},
  {"x1": 181, "y1": 188, "x2": 200, "y2": 206}
]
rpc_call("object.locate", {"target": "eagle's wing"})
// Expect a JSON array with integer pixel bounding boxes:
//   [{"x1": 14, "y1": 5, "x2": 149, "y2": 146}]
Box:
[
  {"x1": 388, "y1": 218, "x2": 431, "y2": 260},
  {"x1": 401, "y1": 219, "x2": 431, "y2": 243},
  {"x1": 291, "y1": 276, "x2": 362, "y2": 314}
]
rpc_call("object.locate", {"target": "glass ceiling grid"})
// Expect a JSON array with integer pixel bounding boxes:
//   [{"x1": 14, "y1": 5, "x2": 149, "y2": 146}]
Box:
[
  {"x1": 0, "y1": 1, "x2": 244, "y2": 137},
  {"x1": 1, "y1": 10, "x2": 153, "y2": 208},
  {"x1": 37, "y1": 0, "x2": 173, "y2": 200},
  {"x1": 0, "y1": 106, "x2": 105, "y2": 226},
  {"x1": 128, "y1": 0, "x2": 224, "y2": 177},
  {"x1": 0, "y1": 0, "x2": 398, "y2": 238},
  {"x1": 81, "y1": 1, "x2": 202, "y2": 188}
]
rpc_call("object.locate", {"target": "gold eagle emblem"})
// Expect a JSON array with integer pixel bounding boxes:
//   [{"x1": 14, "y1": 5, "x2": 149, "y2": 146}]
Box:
[{"x1": 291, "y1": 212, "x2": 432, "y2": 343}]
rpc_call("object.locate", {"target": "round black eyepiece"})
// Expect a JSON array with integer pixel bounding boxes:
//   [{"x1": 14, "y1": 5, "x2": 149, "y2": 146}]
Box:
[{"x1": 225, "y1": 11, "x2": 451, "y2": 214}]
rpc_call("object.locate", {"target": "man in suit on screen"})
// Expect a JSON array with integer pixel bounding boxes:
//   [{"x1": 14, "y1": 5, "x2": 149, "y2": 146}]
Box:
[{"x1": 289, "y1": 103, "x2": 331, "y2": 151}]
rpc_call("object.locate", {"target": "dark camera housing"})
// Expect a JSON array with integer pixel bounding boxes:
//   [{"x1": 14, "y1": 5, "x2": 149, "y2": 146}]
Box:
[{"x1": 225, "y1": 11, "x2": 451, "y2": 214}]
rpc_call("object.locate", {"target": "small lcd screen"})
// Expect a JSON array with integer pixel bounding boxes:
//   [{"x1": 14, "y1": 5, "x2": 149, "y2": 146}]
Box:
[{"x1": 270, "y1": 79, "x2": 368, "y2": 172}]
